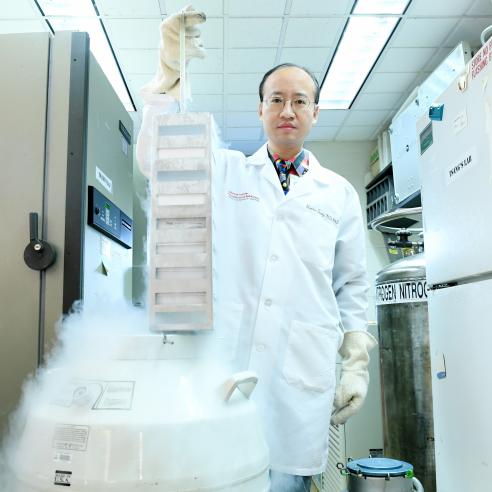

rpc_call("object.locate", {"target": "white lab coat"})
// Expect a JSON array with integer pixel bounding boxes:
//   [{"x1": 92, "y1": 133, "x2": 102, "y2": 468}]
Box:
[{"x1": 211, "y1": 144, "x2": 369, "y2": 475}]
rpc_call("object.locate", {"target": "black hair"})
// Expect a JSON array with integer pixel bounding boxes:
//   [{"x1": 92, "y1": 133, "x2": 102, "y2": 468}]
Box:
[{"x1": 258, "y1": 63, "x2": 320, "y2": 104}]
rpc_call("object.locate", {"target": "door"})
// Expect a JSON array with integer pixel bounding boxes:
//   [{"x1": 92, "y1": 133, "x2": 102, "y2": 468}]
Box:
[
  {"x1": 419, "y1": 50, "x2": 492, "y2": 285},
  {"x1": 0, "y1": 33, "x2": 50, "y2": 435},
  {"x1": 427, "y1": 279, "x2": 492, "y2": 491}
]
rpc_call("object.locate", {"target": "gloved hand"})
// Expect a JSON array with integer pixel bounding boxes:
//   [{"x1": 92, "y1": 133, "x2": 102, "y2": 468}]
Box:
[
  {"x1": 331, "y1": 330, "x2": 378, "y2": 425},
  {"x1": 141, "y1": 5, "x2": 206, "y2": 100}
]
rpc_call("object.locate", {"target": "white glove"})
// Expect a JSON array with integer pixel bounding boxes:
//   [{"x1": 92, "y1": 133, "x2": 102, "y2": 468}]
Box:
[
  {"x1": 141, "y1": 5, "x2": 206, "y2": 100},
  {"x1": 331, "y1": 331, "x2": 377, "y2": 425}
]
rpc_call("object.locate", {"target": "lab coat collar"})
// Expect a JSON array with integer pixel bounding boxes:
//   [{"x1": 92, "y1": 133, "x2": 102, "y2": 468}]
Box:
[{"x1": 246, "y1": 143, "x2": 332, "y2": 186}]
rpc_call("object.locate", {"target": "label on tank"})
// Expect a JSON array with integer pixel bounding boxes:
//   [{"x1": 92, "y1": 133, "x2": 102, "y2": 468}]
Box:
[
  {"x1": 93, "y1": 381, "x2": 135, "y2": 410},
  {"x1": 376, "y1": 280, "x2": 428, "y2": 305},
  {"x1": 54, "y1": 469, "x2": 72, "y2": 486},
  {"x1": 53, "y1": 424, "x2": 89, "y2": 451}
]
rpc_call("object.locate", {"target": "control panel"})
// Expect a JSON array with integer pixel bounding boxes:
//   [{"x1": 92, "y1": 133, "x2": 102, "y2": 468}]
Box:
[{"x1": 87, "y1": 186, "x2": 132, "y2": 249}]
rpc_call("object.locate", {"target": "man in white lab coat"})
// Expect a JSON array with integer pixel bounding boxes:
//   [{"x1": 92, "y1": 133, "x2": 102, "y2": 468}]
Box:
[
  {"x1": 211, "y1": 64, "x2": 377, "y2": 491},
  {"x1": 136, "y1": 10, "x2": 377, "y2": 488}
]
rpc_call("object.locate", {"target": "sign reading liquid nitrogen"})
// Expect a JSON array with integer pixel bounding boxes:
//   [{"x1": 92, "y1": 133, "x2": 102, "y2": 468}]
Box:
[{"x1": 376, "y1": 280, "x2": 428, "y2": 305}]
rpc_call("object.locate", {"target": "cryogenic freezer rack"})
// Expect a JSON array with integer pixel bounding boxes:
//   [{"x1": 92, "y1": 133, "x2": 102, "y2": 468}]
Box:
[{"x1": 149, "y1": 112, "x2": 213, "y2": 332}]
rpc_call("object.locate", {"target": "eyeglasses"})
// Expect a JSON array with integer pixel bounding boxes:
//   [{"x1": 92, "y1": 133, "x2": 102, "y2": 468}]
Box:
[{"x1": 263, "y1": 95, "x2": 316, "y2": 112}]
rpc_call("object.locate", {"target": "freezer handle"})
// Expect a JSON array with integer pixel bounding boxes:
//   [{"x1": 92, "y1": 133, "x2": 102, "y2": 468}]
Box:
[{"x1": 23, "y1": 212, "x2": 56, "y2": 271}]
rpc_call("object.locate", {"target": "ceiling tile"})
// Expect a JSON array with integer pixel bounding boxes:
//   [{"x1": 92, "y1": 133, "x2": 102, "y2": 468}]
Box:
[
  {"x1": 229, "y1": 0, "x2": 287, "y2": 17},
  {"x1": 284, "y1": 18, "x2": 343, "y2": 47},
  {"x1": 189, "y1": 94, "x2": 223, "y2": 112},
  {"x1": 1, "y1": 0, "x2": 41, "y2": 17},
  {"x1": 0, "y1": 20, "x2": 47, "y2": 33},
  {"x1": 466, "y1": 0, "x2": 492, "y2": 16},
  {"x1": 363, "y1": 72, "x2": 419, "y2": 93},
  {"x1": 390, "y1": 18, "x2": 459, "y2": 48},
  {"x1": 444, "y1": 17, "x2": 492, "y2": 49},
  {"x1": 164, "y1": 0, "x2": 223, "y2": 17},
  {"x1": 345, "y1": 110, "x2": 388, "y2": 126},
  {"x1": 96, "y1": 0, "x2": 162, "y2": 17},
  {"x1": 104, "y1": 19, "x2": 161, "y2": 49},
  {"x1": 290, "y1": 0, "x2": 353, "y2": 16},
  {"x1": 375, "y1": 47, "x2": 437, "y2": 72},
  {"x1": 226, "y1": 111, "x2": 262, "y2": 127},
  {"x1": 226, "y1": 128, "x2": 262, "y2": 140},
  {"x1": 279, "y1": 47, "x2": 331, "y2": 73},
  {"x1": 116, "y1": 49, "x2": 159, "y2": 73},
  {"x1": 407, "y1": 0, "x2": 472, "y2": 16},
  {"x1": 226, "y1": 94, "x2": 260, "y2": 111},
  {"x1": 336, "y1": 126, "x2": 378, "y2": 141},
  {"x1": 190, "y1": 74, "x2": 224, "y2": 94},
  {"x1": 200, "y1": 17, "x2": 223, "y2": 48},
  {"x1": 227, "y1": 48, "x2": 277, "y2": 73},
  {"x1": 316, "y1": 110, "x2": 348, "y2": 126},
  {"x1": 227, "y1": 18, "x2": 283, "y2": 48},
  {"x1": 305, "y1": 126, "x2": 339, "y2": 140},
  {"x1": 188, "y1": 48, "x2": 224, "y2": 73},
  {"x1": 225, "y1": 73, "x2": 263, "y2": 94},
  {"x1": 352, "y1": 92, "x2": 403, "y2": 111}
]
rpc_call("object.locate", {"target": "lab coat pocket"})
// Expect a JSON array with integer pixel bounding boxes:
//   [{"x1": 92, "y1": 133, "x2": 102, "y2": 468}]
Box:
[
  {"x1": 296, "y1": 211, "x2": 338, "y2": 270},
  {"x1": 283, "y1": 320, "x2": 340, "y2": 392},
  {"x1": 213, "y1": 301, "x2": 244, "y2": 361}
]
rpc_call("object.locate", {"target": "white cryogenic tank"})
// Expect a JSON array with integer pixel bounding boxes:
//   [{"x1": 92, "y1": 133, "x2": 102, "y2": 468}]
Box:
[
  {"x1": 6, "y1": 106, "x2": 270, "y2": 491},
  {"x1": 9, "y1": 334, "x2": 270, "y2": 491}
]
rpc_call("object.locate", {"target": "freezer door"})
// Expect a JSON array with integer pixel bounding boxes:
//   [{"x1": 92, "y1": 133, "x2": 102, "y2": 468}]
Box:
[
  {"x1": 419, "y1": 43, "x2": 492, "y2": 284},
  {"x1": 0, "y1": 33, "x2": 50, "y2": 436},
  {"x1": 428, "y1": 280, "x2": 492, "y2": 492}
]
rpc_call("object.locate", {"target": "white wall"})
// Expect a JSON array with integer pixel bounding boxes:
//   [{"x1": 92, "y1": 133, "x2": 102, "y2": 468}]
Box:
[{"x1": 304, "y1": 141, "x2": 389, "y2": 324}]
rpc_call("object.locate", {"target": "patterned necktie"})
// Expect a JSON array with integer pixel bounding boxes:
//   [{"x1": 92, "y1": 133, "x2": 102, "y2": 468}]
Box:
[{"x1": 273, "y1": 150, "x2": 305, "y2": 195}]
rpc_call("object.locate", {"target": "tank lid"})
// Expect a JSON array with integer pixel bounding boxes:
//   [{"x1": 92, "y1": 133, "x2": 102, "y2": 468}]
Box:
[
  {"x1": 376, "y1": 253, "x2": 425, "y2": 283},
  {"x1": 346, "y1": 457, "x2": 413, "y2": 478}
]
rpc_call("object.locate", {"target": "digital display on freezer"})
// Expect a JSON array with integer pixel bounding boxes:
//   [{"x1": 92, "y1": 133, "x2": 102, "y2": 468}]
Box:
[{"x1": 87, "y1": 185, "x2": 132, "y2": 249}]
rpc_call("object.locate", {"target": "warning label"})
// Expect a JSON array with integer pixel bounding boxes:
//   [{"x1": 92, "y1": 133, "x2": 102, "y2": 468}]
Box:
[
  {"x1": 472, "y1": 37, "x2": 492, "y2": 80},
  {"x1": 53, "y1": 425, "x2": 89, "y2": 452},
  {"x1": 376, "y1": 280, "x2": 428, "y2": 305}
]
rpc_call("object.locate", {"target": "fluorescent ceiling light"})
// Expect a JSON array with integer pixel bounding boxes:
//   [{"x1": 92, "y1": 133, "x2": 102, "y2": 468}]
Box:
[
  {"x1": 37, "y1": 0, "x2": 135, "y2": 112},
  {"x1": 319, "y1": 0, "x2": 410, "y2": 110},
  {"x1": 353, "y1": 0, "x2": 410, "y2": 15}
]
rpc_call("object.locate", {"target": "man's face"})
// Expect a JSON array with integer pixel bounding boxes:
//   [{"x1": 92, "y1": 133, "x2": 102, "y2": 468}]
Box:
[{"x1": 258, "y1": 67, "x2": 319, "y2": 154}]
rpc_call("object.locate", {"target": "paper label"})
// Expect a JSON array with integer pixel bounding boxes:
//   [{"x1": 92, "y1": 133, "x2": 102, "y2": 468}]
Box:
[
  {"x1": 376, "y1": 280, "x2": 428, "y2": 305},
  {"x1": 53, "y1": 425, "x2": 89, "y2": 451},
  {"x1": 96, "y1": 166, "x2": 113, "y2": 194},
  {"x1": 446, "y1": 146, "x2": 477, "y2": 184}
]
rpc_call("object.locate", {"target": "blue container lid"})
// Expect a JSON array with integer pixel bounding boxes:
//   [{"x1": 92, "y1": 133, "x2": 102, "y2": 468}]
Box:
[{"x1": 346, "y1": 457, "x2": 413, "y2": 478}]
